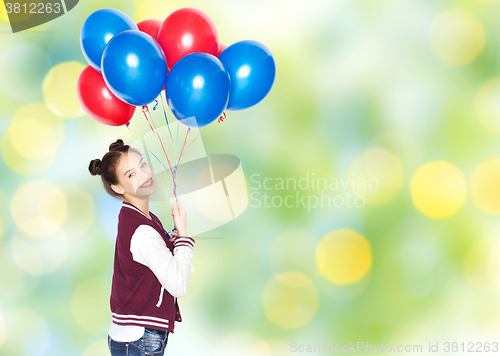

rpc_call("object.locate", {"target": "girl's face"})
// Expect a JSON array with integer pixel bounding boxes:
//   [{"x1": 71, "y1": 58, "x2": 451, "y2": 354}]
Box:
[{"x1": 111, "y1": 151, "x2": 157, "y2": 199}]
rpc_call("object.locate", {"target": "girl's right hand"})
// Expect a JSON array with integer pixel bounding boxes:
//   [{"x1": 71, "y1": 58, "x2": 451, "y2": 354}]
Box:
[{"x1": 171, "y1": 201, "x2": 187, "y2": 236}]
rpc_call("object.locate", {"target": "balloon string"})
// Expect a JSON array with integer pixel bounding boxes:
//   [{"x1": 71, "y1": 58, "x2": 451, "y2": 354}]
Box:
[
  {"x1": 176, "y1": 122, "x2": 180, "y2": 158},
  {"x1": 160, "y1": 91, "x2": 178, "y2": 160},
  {"x1": 177, "y1": 112, "x2": 226, "y2": 161},
  {"x1": 176, "y1": 128, "x2": 191, "y2": 170},
  {"x1": 142, "y1": 106, "x2": 178, "y2": 200},
  {"x1": 126, "y1": 125, "x2": 171, "y2": 174},
  {"x1": 171, "y1": 128, "x2": 191, "y2": 198},
  {"x1": 175, "y1": 127, "x2": 205, "y2": 163},
  {"x1": 147, "y1": 102, "x2": 164, "y2": 145},
  {"x1": 217, "y1": 112, "x2": 226, "y2": 123}
]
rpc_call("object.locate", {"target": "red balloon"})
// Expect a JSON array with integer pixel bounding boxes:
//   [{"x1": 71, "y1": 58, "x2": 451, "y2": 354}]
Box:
[
  {"x1": 137, "y1": 19, "x2": 162, "y2": 41},
  {"x1": 157, "y1": 8, "x2": 219, "y2": 70},
  {"x1": 217, "y1": 43, "x2": 227, "y2": 57},
  {"x1": 77, "y1": 66, "x2": 136, "y2": 126}
]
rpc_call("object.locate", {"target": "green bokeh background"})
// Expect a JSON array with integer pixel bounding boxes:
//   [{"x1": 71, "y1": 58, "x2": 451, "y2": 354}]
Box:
[{"x1": 1, "y1": 0, "x2": 500, "y2": 355}]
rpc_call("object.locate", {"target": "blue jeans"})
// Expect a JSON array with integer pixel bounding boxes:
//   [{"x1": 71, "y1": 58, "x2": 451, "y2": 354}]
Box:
[{"x1": 108, "y1": 327, "x2": 170, "y2": 355}]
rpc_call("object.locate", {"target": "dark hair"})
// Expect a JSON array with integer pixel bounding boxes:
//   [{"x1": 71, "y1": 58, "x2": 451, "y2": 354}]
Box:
[{"x1": 89, "y1": 139, "x2": 142, "y2": 198}]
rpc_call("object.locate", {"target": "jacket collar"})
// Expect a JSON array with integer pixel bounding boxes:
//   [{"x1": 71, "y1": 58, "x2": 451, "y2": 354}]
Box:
[{"x1": 122, "y1": 201, "x2": 153, "y2": 221}]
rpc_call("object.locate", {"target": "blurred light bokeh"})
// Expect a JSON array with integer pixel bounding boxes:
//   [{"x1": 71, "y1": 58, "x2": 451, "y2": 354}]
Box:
[{"x1": 2, "y1": 0, "x2": 500, "y2": 355}]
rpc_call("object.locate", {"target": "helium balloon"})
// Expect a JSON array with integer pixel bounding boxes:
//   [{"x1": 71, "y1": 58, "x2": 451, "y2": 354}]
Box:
[
  {"x1": 166, "y1": 53, "x2": 230, "y2": 128},
  {"x1": 101, "y1": 30, "x2": 168, "y2": 107},
  {"x1": 137, "y1": 19, "x2": 162, "y2": 41},
  {"x1": 157, "y1": 7, "x2": 219, "y2": 70},
  {"x1": 217, "y1": 43, "x2": 227, "y2": 57},
  {"x1": 80, "y1": 8, "x2": 137, "y2": 72},
  {"x1": 219, "y1": 40, "x2": 276, "y2": 111},
  {"x1": 77, "y1": 66, "x2": 136, "y2": 126}
]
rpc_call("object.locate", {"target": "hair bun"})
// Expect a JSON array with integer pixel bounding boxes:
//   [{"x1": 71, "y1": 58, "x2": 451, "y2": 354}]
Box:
[
  {"x1": 109, "y1": 139, "x2": 125, "y2": 151},
  {"x1": 89, "y1": 159, "x2": 102, "y2": 176}
]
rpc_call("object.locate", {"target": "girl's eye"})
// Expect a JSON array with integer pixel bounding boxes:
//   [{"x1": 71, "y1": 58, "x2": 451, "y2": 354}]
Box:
[
  {"x1": 142, "y1": 162, "x2": 146, "y2": 168},
  {"x1": 129, "y1": 172, "x2": 135, "y2": 178}
]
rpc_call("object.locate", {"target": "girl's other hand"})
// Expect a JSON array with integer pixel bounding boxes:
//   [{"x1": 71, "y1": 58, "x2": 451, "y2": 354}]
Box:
[
  {"x1": 171, "y1": 201, "x2": 187, "y2": 236},
  {"x1": 169, "y1": 230, "x2": 178, "y2": 244}
]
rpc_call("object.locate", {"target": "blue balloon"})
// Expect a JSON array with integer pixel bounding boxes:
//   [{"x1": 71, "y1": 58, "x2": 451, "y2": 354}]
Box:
[
  {"x1": 101, "y1": 30, "x2": 168, "y2": 107},
  {"x1": 218, "y1": 40, "x2": 276, "y2": 111},
  {"x1": 80, "y1": 8, "x2": 138, "y2": 72},
  {"x1": 166, "y1": 53, "x2": 230, "y2": 128}
]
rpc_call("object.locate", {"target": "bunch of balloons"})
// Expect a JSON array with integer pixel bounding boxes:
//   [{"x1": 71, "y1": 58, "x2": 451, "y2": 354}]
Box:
[{"x1": 77, "y1": 7, "x2": 277, "y2": 128}]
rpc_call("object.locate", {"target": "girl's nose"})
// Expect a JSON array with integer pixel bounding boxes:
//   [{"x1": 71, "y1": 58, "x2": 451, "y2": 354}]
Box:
[
  {"x1": 143, "y1": 166, "x2": 154, "y2": 178},
  {"x1": 141, "y1": 164, "x2": 151, "y2": 174},
  {"x1": 140, "y1": 167, "x2": 150, "y2": 178}
]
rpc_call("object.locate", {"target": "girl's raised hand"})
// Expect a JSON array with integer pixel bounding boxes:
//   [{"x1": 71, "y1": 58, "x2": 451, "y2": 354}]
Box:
[{"x1": 171, "y1": 201, "x2": 187, "y2": 236}]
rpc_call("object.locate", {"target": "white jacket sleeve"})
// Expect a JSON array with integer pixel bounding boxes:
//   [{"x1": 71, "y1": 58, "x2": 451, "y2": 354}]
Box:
[{"x1": 130, "y1": 224, "x2": 195, "y2": 298}]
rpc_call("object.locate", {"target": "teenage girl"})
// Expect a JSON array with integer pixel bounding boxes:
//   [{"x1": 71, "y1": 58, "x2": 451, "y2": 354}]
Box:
[{"x1": 89, "y1": 139, "x2": 195, "y2": 356}]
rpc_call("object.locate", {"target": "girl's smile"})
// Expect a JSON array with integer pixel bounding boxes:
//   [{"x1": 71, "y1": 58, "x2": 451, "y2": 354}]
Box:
[{"x1": 140, "y1": 177, "x2": 154, "y2": 188}]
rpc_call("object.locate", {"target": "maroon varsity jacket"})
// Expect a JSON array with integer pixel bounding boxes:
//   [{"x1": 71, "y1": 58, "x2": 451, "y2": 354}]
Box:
[{"x1": 109, "y1": 201, "x2": 195, "y2": 333}]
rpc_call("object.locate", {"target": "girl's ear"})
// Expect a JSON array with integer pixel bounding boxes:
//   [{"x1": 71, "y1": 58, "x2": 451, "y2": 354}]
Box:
[{"x1": 111, "y1": 184, "x2": 124, "y2": 195}]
